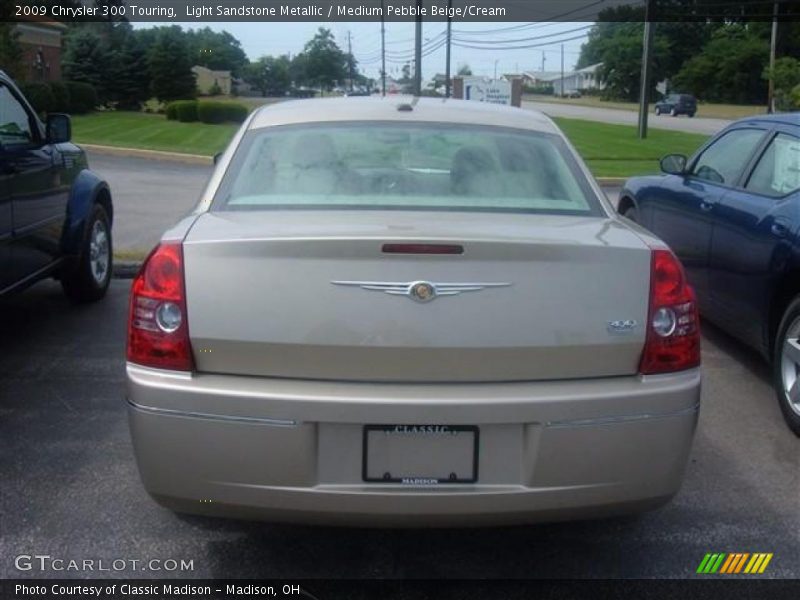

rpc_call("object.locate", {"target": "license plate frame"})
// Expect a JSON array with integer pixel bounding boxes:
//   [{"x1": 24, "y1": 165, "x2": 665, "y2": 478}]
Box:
[{"x1": 362, "y1": 424, "x2": 479, "y2": 484}]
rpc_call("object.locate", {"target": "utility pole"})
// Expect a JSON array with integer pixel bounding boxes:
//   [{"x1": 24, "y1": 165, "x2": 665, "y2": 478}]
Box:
[
  {"x1": 541, "y1": 52, "x2": 545, "y2": 72},
  {"x1": 381, "y1": 0, "x2": 386, "y2": 96},
  {"x1": 414, "y1": 0, "x2": 423, "y2": 96},
  {"x1": 560, "y1": 44, "x2": 564, "y2": 97},
  {"x1": 445, "y1": 0, "x2": 452, "y2": 98},
  {"x1": 768, "y1": 1, "x2": 779, "y2": 113},
  {"x1": 637, "y1": 0, "x2": 655, "y2": 139},
  {"x1": 347, "y1": 30, "x2": 353, "y2": 92},
  {"x1": 494, "y1": 59, "x2": 499, "y2": 80}
]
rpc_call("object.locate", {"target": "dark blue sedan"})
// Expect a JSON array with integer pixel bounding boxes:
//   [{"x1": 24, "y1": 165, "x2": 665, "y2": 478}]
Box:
[{"x1": 619, "y1": 113, "x2": 800, "y2": 436}]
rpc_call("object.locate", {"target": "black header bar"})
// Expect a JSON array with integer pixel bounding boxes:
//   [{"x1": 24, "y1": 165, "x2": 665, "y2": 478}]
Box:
[{"x1": 3, "y1": 1, "x2": 800, "y2": 23}]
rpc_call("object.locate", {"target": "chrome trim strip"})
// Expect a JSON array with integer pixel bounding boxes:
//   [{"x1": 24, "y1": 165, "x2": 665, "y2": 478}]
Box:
[
  {"x1": 127, "y1": 399, "x2": 297, "y2": 427},
  {"x1": 545, "y1": 402, "x2": 700, "y2": 429}
]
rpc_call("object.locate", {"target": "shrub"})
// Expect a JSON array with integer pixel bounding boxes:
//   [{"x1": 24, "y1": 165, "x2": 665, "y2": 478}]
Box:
[
  {"x1": 19, "y1": 82, "x2": 54, "y2": 114},
  {"x1": 65, "y1": 81, "x2": 98, "y2": 113},
  {"x1": 165, "y1": 101, "x2": 180, "y2": 120},
  {"x1": 222, "y1": 102, "x2": 248, "y2": 123},
  {"x1": 196, "y1": 100, "x2": 227, "y2": 124},
  {"x1": 196, "y1": 101, "x2": 249, "y2": 124},
  {"x1": 792, "y1": 84, "x2": 800, "y2": 110},
  {"x1": 48, "y1": 81, "x2": 71, "y2": 112},
  {"x1": 173, "y1": 100, "x2": 198, "y2": 122}
]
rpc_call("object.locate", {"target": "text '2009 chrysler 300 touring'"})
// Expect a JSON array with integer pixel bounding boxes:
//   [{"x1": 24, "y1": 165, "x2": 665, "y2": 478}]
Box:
[{"x1": 126, "y1": 97, "x2": 701, "y2": 526}]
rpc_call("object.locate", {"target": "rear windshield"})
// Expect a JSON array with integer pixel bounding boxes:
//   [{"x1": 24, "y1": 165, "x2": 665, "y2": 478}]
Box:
[{"x1": 212, "y1": 122, "x2": 602, "y2": 216}]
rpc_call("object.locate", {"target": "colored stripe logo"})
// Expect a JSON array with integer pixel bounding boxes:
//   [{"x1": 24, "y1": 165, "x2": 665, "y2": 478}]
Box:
[{"x1": 697, "y1": 553, "x2": 773, "y2": 574}]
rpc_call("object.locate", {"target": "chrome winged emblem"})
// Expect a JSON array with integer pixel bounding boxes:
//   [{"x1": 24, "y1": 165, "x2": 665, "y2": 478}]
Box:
[{"x1": 331, "y1": 280, "x2": 512, "y2": 303}]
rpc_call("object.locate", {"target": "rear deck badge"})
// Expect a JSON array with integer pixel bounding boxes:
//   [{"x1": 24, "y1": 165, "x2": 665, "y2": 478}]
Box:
[{"x1": 331, "y1": 280, "x2": 511, "y2": 302}]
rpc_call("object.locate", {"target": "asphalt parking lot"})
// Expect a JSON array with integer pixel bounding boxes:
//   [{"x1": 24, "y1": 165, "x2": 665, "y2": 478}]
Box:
[
  {"x1": 0, "y1": 280, "x2": 797, "y2": 579},
  {"x1": 87, "y1": 151, "x2": 622, "y2": 260},
  {"x1": 86, "y1": 151, "x2": 210, "y2": 256}
]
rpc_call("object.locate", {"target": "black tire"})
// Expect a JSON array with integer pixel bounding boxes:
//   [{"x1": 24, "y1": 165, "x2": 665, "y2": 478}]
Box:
[
  {"x1": 670, "y1": 107, "x2": 677, "y2": 117},
  {"x1": 688, "y1": 112, "x2": 696, "y2": 118},
  {"x1": 772, "y1": 296, "x2": 800, "y2": 436},
  {"x1": 655, "y1": 107, "x2": 661, "y2": 116},
  {"x1": 622, "y1": 204, "x2": 639, "y2": 223},
  {"x1": 61, "y1": 204, "x2": 112, "y2": 303}
]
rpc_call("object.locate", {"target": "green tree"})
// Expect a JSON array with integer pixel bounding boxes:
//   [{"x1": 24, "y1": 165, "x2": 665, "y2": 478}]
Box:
[
  {"x1": 289, "y1": 53, "x2": 309, "y2": 88},
  {"x1": 186, "y1": 27, "x2": 248, "y2": 77},
  {"x1": 589, "y1": 23, "x2": 669, "y2": 101},
  {"x1": 243, "y1": 55, "x2": 292, "y2": 96},
  {"x1": 110, "y1": 33, "x2": 150, "y2": 109},
  {"x1": 765, "y1": 57, "x2": 800, "y2": 111},
  {"x1": 148, "y1": 26, "x2": 196, "y2": 102},
  {"x1": 297, "y1": 28, "x2": 347, "y2": 91},
  {"x1": 457, "y1": 64, "x2": 473, "y2": 76},
  {"x1": 672, "y1": 25, "x2": 769, "y2": 104},
  {"x1": 62, "y1": 28, "x2": 109, "y2": 99}
]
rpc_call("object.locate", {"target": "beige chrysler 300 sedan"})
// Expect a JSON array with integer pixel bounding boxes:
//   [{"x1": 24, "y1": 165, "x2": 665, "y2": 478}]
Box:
[{"x1": 126, "y1": 97, "x2": 701, "y2": 525}]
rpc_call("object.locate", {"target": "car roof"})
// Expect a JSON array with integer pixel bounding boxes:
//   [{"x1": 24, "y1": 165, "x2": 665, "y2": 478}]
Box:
[
  {"x1": 248, "y1": 96, "x2": 560, "y2": 135},
  {"x1": 734, "y1": 112, "x2": 800, "y2": 129}
]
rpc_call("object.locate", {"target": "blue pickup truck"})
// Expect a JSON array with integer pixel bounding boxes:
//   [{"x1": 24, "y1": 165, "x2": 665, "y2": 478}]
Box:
[{"x1": 1, "y1": 71, "x2": 112, "y2": 301}]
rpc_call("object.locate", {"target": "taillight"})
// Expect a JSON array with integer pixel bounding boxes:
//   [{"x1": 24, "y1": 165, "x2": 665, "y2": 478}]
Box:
[
  {"x1": 639, "y1": 248, "x2": 701, "y2": 375},
  {"x1": 127, "y1": 242, "x2": 194, "y2": 371}
]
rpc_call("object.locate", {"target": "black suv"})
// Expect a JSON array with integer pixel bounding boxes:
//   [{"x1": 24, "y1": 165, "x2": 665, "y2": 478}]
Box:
[
  {"x1": 1, "y1": 71, "x2": 113, "y2": 301},
  {"x1": 655, "y1": 94, "x2": 697, "y2": 118}
]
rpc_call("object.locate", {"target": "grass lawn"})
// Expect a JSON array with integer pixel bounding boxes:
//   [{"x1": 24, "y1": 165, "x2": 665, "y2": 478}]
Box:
[
  {"x1": 554, "y1": 117, "x2": 708, "y2": 177},
  {"x1": 71, "y1": 111, "x2": 239, "y2": 156},
  {"x1": 71, "y1": 111, "x2": 709, "y2": 179},
  {"x1": 524, "y1": 94, "x2": 768, "y2": 120}
]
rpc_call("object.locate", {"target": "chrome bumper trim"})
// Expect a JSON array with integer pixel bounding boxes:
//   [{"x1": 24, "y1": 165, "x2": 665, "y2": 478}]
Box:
[
  {"x1": 545, "y1": 402, "x2": 700, "y2": 429},
  {"x1": 126, "y1": 399, "x2": 298, "y2": 427}
]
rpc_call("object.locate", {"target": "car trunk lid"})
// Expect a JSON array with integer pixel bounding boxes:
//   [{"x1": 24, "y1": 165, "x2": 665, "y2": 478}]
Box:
[{"x1": 182, "y1": 211, "x2": 652, "y2": 382}]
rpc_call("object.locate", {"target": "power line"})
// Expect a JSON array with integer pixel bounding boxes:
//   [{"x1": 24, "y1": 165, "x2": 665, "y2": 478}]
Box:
[
  {"x1": 452, "y1": 32, "x2": 593, "y2": 52},
  {"x1": 451, "y1": 24, "x2": 593, "y2": 46},
  {"x1": 450, "y1": 0, "x2": 612, "y2": 35}
]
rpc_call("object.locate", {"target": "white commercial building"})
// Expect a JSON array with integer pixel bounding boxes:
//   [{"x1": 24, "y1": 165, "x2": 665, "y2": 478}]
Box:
[{"x1": 544, "y1": 63, "x2": 605, "y2": 95}]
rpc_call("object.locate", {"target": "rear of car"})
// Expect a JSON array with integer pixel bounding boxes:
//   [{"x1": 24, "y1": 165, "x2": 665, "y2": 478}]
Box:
[
  {"x1": 126, "y1": 98, "x2": 701, "y2": 525},
  {"x1": 656, "y1": 94, "x2": 697, "y2": 117}
]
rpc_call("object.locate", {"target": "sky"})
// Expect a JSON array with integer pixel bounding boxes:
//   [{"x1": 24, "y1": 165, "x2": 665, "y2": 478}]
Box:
[{"x1": 132, "y1": 21, "x2": 588, "y2": 80}]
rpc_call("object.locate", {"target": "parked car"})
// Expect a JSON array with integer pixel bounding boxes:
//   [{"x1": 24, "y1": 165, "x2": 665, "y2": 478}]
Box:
[
  {"x1": 619, "y1": 113, "x2": 800, "y2": 436},
  {"x1": 0, "y1": 71, "x2": 113, "y2": 301},
  {"x1": 655, "y1": 94, "x2": 697, "y2": 117},
  {"x1": 127, "y1": 97, "x2": 701, "y2": 525},
  {"x1": 344, "y1": 88, "x2": 372, "y2": 97}
]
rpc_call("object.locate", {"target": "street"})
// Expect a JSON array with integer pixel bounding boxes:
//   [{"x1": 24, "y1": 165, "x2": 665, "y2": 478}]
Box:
[
  {"x1": 1, "y1": 280, "x2": 797, "y2": 579},
  {"x1": 522, "y1": 100, "x2": 732, "y2": 136}
]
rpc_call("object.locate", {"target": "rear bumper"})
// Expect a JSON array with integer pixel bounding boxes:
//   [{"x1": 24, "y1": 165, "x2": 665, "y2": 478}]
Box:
[{"x1": 126, "y1": 364, "x2": 701, "y2": 526}]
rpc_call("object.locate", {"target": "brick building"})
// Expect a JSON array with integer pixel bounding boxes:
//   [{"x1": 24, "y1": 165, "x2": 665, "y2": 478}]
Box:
[{"x1": 14, "y1": 20, "x2": 67, "y2": 82}]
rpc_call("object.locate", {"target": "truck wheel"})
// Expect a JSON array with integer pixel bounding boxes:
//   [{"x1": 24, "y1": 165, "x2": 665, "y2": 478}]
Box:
[
  {"x1": 655, "y1": 107, "x2": 661, "y2": 116},
  {"x1": 622, "y1": 205, "x2": 639, "y2": 223},
  {"x1": 670, "y1": 107, "x2": 677, "y2": 117},
  {"x1": 62, "y1": 204, "x2": 112, "y2": 303},
  {"x1": 773, "y1": 295, "x2": 800, "y2": 436}
]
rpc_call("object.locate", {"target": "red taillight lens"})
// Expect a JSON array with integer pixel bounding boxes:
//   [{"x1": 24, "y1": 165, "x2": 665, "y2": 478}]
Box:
[
  {"x1": 639, "y1": 248, "x2": 701, "y2": 375},
  {"x1": 127, "y1": 243, "x2": 194, "y2": 371}
]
